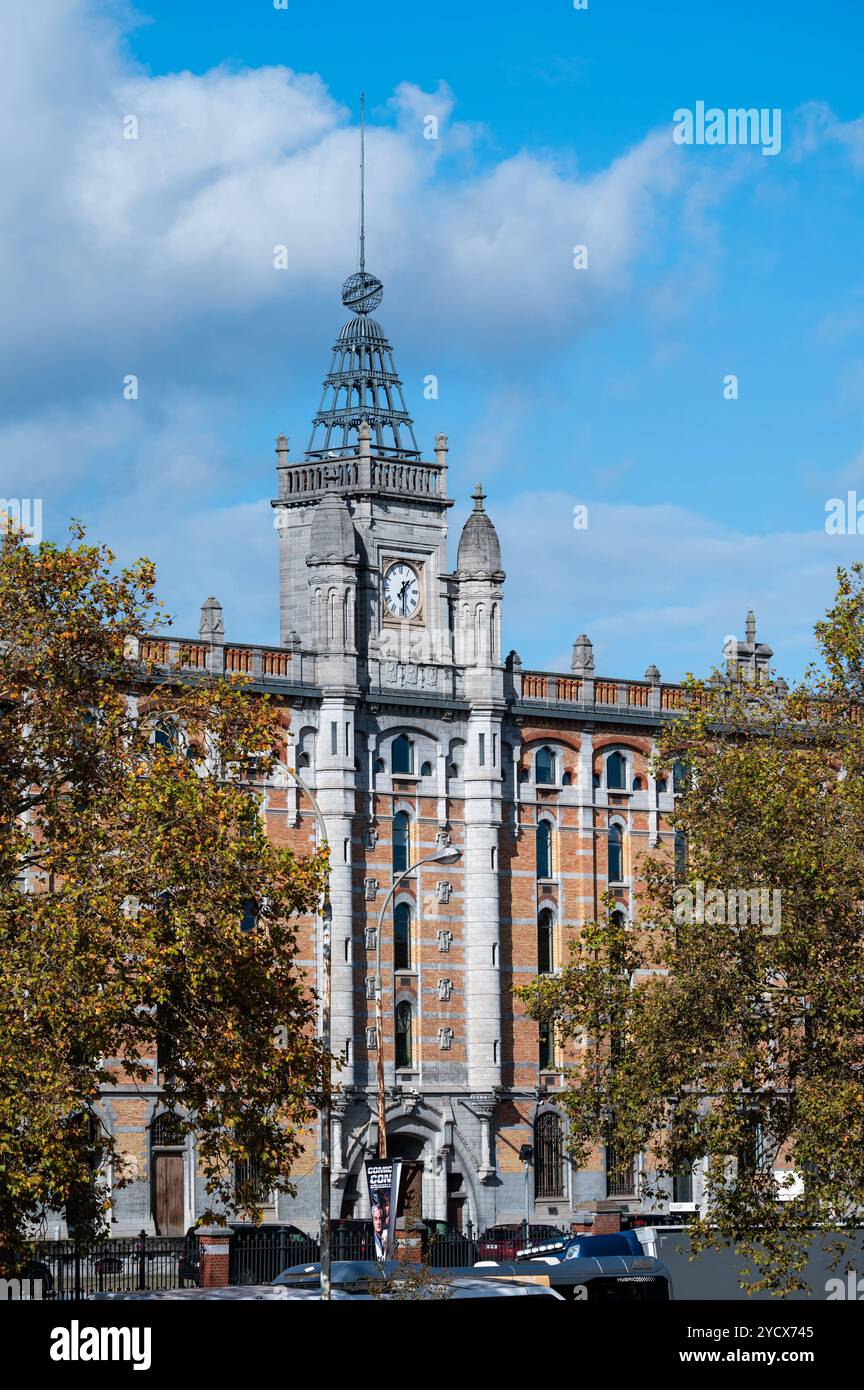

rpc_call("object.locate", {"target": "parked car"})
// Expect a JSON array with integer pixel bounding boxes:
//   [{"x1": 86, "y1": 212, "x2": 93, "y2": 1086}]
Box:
[{"x1": 476, "y1": 1224, "x2": 566, "y2": 1262}]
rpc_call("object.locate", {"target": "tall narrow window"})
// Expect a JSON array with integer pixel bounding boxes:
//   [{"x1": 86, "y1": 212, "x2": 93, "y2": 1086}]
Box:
[
  {"x1": 608, "y1": 824, "x2": 624, "y2": 882},
  {"x1": 538, "y1": 1023, "x2": 554, "y2": 1070},
  {"x1": 239, "y1": 900, "x2": 258, "y2": 933},
  {"x1": 392, "y1": 735, "x2": 414, "y2": 775},
  {"x1": 394, "y1": 902, "x2": 411, "y2": 971},
  {"x1": 606, "y1": 1142, "x2": 636, "y2": 1197},
  {"x1": 535, "y1": 1112, "x2": 564, "y2": 1197},
  {"x1": 478, "y1": 732, "x2": 485, "y2": 766},
  {"x1": 607, "y1": 751, "x2": 626, "y2": 789},
  {"x1": 330, "y1": 722, "x2": 338, "y2": 755},
  {"x1": 673, "y1": 1168, "x2": 693, "y2": 1204},
  {"x1": 395, "y1": 1002, "x2": 413, "y2": 1069},
  {"x1": 536, "y1": 820, "x2": 553, "y2": 879},
  {"x1": 673, "y1": 759, "x2": 689, "y2": 794},
  {"x1": 537, "y1": 909, "x2": 554, "y2": 974},
  {"x1": 674, "y1": 830, "x2": 687, "y2": 882},
  {"x1": 393, "y1": 812, "x2": 410, "y2": 874},
  {"x1": 535, "y1": 746, "x2": 555, "y2": 784}
]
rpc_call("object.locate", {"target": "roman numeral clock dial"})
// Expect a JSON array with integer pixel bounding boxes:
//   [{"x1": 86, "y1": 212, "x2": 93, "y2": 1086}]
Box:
[{"x1": 383, "y1": 562, "x2": 420, "y2": 619}]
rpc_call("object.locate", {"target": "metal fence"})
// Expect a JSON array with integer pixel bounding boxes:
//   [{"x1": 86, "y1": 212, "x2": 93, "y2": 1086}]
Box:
[
  {"x1": 20, "y1": 1221, "x2": 569, "y2": 1296},
  {"x1": 25, "y1": 1232, "x2": 189, "y2": 1300}
]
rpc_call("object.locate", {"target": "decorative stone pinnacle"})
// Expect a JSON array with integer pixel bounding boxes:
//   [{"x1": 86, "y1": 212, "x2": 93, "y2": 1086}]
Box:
[{"x1": 472, "y1": 481, "x2": 486, "y2": 511}]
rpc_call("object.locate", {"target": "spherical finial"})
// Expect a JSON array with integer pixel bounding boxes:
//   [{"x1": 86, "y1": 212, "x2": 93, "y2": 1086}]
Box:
[{"x1": 342, "y1": 270, "x2": 383, "y2": 315}]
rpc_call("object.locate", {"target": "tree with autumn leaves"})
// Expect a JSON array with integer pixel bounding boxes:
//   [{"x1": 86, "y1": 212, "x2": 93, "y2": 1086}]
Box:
[
  {"x1": 518, "y1": 565, "x2": 864, "y2": 1294},
  {"x1": 0, "y1": 524, "x2": 329, "y2": 1266}
]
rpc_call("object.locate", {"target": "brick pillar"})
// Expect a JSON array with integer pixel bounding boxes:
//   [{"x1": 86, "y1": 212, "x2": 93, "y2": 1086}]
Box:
[
  {"x1": 593, "y1": 1201, "x2": 622, "y2": 1234},
  {"x1": 396, "y1": 1230, "x2": 422, "y2": 1264},
  {"x1": 196, "y1": 1227, "x2": 231, "y2": 1287}
]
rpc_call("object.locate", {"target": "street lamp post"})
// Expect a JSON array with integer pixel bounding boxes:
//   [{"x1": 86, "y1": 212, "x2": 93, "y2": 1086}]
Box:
[
  {"x1": 374, "y1": 844, "x2": 461, "y2": 1159},
  {"x1": 283, "y1": 764, "x2": 332, "y2": 1301}
]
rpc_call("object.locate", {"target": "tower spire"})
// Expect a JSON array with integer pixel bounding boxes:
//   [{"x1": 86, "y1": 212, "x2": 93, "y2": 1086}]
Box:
[
  {"x1": 305, "y1": 94, "x2": 420, "y2": 461},
  {"x1": 359, "y1": 91, "x2": 366, "y2": 276}
]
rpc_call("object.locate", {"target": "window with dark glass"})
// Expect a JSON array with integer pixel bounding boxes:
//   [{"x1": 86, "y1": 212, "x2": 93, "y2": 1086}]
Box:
[
  {"x1": 395, "y1": 1001, "x2": 413, "y2": 1069},
  {"x1": 535, "y1": 746, "x2": 555, "y2": 784},
  {"x1": 392, "y1": 735, "x2": 414, "y2": 775},
  {"x1": 536, "y1": 820, "x2": 553, "y2": 879},
  {"x1": 535, "y1": 1112, "x2": 564, "y2": 1197},
  {"x1": 393, "y1": 811, "x2": 410, "y2": 873},
  {"x1": 673, "y1": 1168, "x2": 693, "y2": 1203},
  {"x1": 608, "y1": 824, "x2": 624, "y2": 882},
  {"x1": 537, "y1": 909, "x2": 554, "y2": 974},
  {"x1": 394, "y1": 901, "x2": 411, "y2": 971},
  {"x1": 607, "y1": 751, "x2": 626, "y2": 789},
  {"x1": 674, "y1": 830, "x2": 687, "y2": 882},
  {"x1": 240, "y1": 899, "x2": 258, "y2": 933},
  {"x1": 673, "y1": 759, "x2": 689, "y2": 794},
  {"x1": 656, "y1": 777, "x2": 667, "y2": 794},
  {"x1": 538, "y1": 1023, "x2": 554, "y2": 1071}
]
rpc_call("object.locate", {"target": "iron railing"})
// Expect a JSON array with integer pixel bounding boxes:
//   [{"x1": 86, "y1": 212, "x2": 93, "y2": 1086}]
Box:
[{"x1": 25, "y1": 1232, "x2": 189, "y2": 1300}]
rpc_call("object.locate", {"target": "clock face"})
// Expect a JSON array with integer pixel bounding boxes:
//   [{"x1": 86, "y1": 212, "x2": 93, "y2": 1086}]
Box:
[{"x1": 383, "y1": 561, "x2": 421, "y2": 618}]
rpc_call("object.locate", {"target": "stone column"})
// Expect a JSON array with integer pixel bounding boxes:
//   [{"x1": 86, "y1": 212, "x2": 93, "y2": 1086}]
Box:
[{"x1": 463, "y1": 713, "x2": 503, "y2": 1092}]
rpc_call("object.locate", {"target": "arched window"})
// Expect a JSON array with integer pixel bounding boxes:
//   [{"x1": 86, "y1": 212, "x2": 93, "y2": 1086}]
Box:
[
  {"x1": 374, "y1": 757, "x2": 385, "y2": 774},
  {"x1": 610, "y1": 908, "x2": 627, "y2": 929},
  {"x1": 392, "y1": 735, "x2": 414, "y2": 775},
  {"x1": 562, "y1": 771, "x2": 572, "y2": 787},
  {"x1": 632, "y1": 776, "x2": 644, "y2": 791},
  {"x1": 535, "y1": 746, "x2": 556, "y2": 785},
  {"x1": 608, "y1": 823, "x2": 624, "y2": 882},
  {"x1": 535, "y1": 1112, "x2": 564, "y2": 1197},
  {"x1": 607, "y1": 751, "x2": 626, "y2": 789},
  {"x1": 536, "y1": 820, "x2": 553, "y2": 880},
  {"x1": 656, "y1": 778, "x2": 667, "y2": 795},
  {"x1": 538, "y1": 909, "x2": 554, "y2": 974},
  {"x1": 151, "y1": 1112, "x2": 184, "y2": 1147},
  {"x1": 393, "y1": 812, "x2": 410, "y2": 874},
  {"x1": 394, "y1": 901, "x2": 411, "y2": 971},
  {"x1": 395, "y1": 1001, "x2": 413, "y2": 1069},
  {"x1": 420, "y1": 760, "x2": 432, "y2": 777}
]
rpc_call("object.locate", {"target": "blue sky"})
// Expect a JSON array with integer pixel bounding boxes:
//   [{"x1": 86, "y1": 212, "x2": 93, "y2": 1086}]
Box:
[{"x1": 3, "y1": 0, "x2": 864, "y2": 681}]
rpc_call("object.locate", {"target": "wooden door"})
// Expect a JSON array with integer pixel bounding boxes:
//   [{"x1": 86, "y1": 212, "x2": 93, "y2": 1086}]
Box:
[
  {"x1": 153, "y1": 1152, "x2": 185, "y2": 1234},
  {"x1": 399, "y1": 1161, "x2": 423, "y2": 1223}
]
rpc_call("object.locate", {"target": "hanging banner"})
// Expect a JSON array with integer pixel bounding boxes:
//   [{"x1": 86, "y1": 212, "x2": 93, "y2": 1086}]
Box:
[{"x1": 364, "y1": 1157, "x2": 403, "y2": 1261}]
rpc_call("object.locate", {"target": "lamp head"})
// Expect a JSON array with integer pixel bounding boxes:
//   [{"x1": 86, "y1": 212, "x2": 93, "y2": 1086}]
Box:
[{"x1": 433, "y1": 845, "x2": 461, "y2": 865}]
